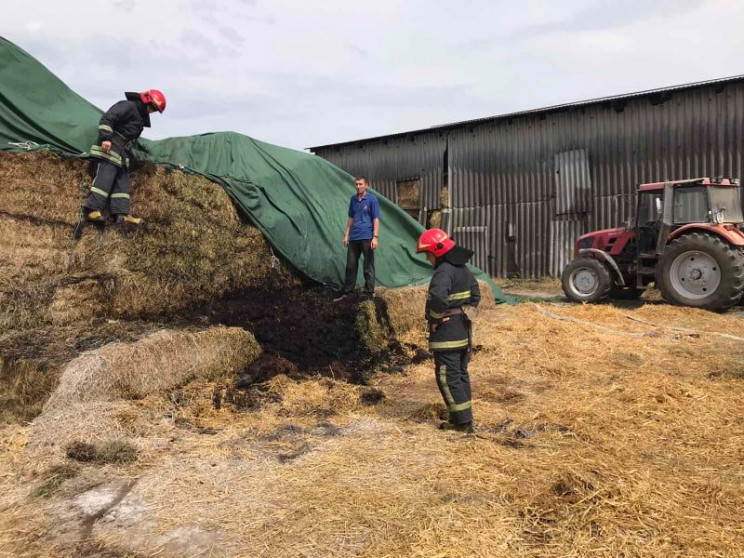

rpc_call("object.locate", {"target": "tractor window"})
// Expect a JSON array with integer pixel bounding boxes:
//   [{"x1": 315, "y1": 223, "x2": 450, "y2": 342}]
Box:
[
  {"x1": 709, "y1": 187, "x2": 744, "y2": 223},
  {"x1": 638, "y1": 191, "x2": 663, "y2": 225},
  {"x1": 673, "y1": 187, "x2": 708, "y2": 224}
]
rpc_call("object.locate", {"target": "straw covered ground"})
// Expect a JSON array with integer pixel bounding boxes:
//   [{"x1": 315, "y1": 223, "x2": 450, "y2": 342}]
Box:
[
  {"x1": 1, "y1": 150, "x2": 742, "y2": 556},
  {"x1": 1, "y1": 300, "x2": 743, "y2": 557}
]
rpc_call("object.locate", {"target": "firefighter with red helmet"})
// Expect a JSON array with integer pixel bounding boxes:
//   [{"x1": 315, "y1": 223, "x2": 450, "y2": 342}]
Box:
[
  {"x1": 82, "y1": 90, "x2": 166, "y2": 226},
  {"x1": 417, "y1": 228, "x2": 481, "y2": 433}
]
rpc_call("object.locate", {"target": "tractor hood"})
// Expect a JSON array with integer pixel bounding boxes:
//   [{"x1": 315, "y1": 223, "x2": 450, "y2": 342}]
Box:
[
  {"x1": 577, "y1": 227, "x2": 626, "y2": 242},
  {"x1": 575, "y1": 227, "x2": 630, "y2": 256}
]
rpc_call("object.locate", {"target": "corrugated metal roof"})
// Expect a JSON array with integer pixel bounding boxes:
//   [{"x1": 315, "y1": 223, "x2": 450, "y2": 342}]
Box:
[{"x1": 309, "y1": 75, "x2": 744, "y2": 151}]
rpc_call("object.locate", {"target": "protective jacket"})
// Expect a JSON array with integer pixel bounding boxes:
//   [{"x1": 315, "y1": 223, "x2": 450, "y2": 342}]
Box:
[
  {"x1": 425, "y1": 245, "x2": 481, "y2": 351},
  {"x1": 89, "y1": 92, "x2": 151, "y2": 169}
]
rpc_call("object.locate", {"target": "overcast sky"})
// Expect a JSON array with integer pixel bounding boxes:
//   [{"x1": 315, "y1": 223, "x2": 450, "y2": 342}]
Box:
[{"x1": 3, "y1": 0, "x2": 744, "y2": 151}]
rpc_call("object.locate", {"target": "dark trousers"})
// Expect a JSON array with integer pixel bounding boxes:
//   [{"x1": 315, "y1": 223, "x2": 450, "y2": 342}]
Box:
[
  {"x1": 343, "y1": 239, "x2": 375, "y2": 295},
  {"x1": 83, "y1": 159, "x2": 131, "y2": 215},
  {"x1": 434, "y1": 349, "x2": 472, "y2": 425}
]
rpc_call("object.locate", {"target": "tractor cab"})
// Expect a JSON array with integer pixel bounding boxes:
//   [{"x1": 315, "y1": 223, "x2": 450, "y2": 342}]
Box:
[{"x1": 635, "y1": 178, "x2": 744, "y2": 259}]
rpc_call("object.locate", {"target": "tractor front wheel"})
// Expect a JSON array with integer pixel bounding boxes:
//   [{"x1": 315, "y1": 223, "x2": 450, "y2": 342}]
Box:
[
  {"x1": 656, "y1": 232, "x2": 744, "y2": 312},
  {"x1": 561, "y1": 257, "x2": 612, "y2": 303}
]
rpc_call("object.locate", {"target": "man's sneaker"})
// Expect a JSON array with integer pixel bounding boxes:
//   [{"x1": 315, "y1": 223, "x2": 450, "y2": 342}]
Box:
[
  {"x1": 115, "y1": 214, "x2": 143, "y2": 225},
  {"x1": 438, "y1": 421, "x2": 474, "y2": 434},
  {"x1": 85, "y1": 209, "x2": 105, "y2": 223}
]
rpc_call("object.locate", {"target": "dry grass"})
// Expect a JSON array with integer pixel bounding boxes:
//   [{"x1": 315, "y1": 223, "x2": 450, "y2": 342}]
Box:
[{"x1": 1, "y1": 301, "x2": 742, "y2": 557}]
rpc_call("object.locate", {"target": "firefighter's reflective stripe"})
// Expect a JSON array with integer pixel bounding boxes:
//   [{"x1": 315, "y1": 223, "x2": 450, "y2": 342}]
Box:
[
  {"x1": 110, "y1": 193, "x2": 130, "y2": 199},
  {"x1": 450, "y1": 400, "x2": 472, "y2": 412},
  {"x1": 89, "y1": 186, "x2": 108, "y2": 198},
  {"x1": 429, "y1": 308, "x2": 446, "y2": 319},
  {"x1": 447, "y1": 290, "x2": 471, "y2": 301},
  {"x1": 438, "y1": 365, "x2": 472, "y2": 413},
  {"x1": 430, "y1": 338, "x2": 469, "y2": 350},
  {"x1": 98, "y1": 124, "x2": 113, "y2": 133},
  {"x1": 90, "y1": 145, "x2": 124, "y2": 166},
  {"x1": 438, "y1": 365, "x2": 455, "y2": 406}
]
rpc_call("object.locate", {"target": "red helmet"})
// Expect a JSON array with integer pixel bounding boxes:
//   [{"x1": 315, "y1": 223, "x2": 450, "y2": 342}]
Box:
[
  {"x1": 416, "y1": 228, "x2": 455, "y2": 258},
  {"x1": 140, "y1": 89, "x2": 166, "y2": 113}
]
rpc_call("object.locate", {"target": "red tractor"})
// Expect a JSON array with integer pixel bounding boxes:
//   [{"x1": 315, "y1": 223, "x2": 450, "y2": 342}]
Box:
[{"x1": 561, "y1": 178, "x2": 744, "y2": 312}]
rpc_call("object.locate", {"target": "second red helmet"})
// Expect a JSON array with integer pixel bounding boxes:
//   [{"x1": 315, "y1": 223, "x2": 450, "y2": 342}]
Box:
[
  {"x1": 416, "y1": 228, "x2": 455, "y2": 258},
  {"x1": 140, "y1": 89, "x2": 166, "y2": 113}
]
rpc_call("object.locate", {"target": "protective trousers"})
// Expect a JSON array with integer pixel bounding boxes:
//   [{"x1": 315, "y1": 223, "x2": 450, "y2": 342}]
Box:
[
  {"x1": 83, "y1": 159, "x2": 131, "y2": 215},
  {"x1": 343, "y1": 239, "x2": 375, "y2": 295},
  {"x1": 434, "y1": 348, "x2": 472, "y2": 425}
]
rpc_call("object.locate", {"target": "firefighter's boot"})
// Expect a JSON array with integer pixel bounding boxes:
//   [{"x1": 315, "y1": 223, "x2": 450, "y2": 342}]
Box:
[
  {"x1": 85, "y1": 209, "x2": 105, "y2": 223},
  {"x1": 115, "y1": 214, "x2": 143, "y2": 226},
  {"x1": 438, "y1": 421, "x2": 474, "y2": 434}
]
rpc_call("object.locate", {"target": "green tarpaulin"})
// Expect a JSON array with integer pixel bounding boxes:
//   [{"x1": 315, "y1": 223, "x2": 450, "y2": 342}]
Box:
[{"x1": 0, "y1": 36, "x2": 502, "y2": 299}]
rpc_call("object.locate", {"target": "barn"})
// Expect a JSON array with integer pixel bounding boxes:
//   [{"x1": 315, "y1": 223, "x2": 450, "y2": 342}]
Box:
[{"x1": 310, "y1": 76, "x2": 744, "y2": 278}]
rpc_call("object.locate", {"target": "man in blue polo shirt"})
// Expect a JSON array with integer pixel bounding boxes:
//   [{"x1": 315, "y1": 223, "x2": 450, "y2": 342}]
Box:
[{"x1": 334, "y1": 176, "x2": 380, "y2": 302}]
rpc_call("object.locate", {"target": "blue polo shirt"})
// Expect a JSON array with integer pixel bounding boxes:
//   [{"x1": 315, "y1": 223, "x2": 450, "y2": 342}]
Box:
[{"x1": 348, "y1": 193, "x2": 380, "y2": 241}]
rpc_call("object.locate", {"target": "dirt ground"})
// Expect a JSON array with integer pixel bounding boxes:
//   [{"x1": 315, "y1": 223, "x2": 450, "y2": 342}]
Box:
[{"x1": 1, "y1": 300, "x2": 743, "y2": 557}]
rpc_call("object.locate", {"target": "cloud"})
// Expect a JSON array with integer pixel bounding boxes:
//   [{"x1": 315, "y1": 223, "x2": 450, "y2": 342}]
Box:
[
  {"x1": 521, "y1": 0, "x2": 703, "y2": 36},
  {"x1": 219, "y1": 26, "x2": 246, "y2": 46},
  {"x1": 3, "y1": 0, "x2": 744, "y2": 150},
  {"x1": 460, "y1": 0, "x2": 705, "y2": 50}
]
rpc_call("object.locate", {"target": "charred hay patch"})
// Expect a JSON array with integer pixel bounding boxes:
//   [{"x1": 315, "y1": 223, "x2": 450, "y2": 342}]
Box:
[
  {"x1": 201, "y1": 287, "x2": 410, "y2": 385},
  {"x1": 65, "y1": 440, "x2": 138, "y2": 465}
]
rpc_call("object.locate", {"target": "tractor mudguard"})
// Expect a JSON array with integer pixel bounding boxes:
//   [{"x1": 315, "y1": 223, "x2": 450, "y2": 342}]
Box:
[{"x1": 578, "y1": 248, "x2": 625, "y2": 287}]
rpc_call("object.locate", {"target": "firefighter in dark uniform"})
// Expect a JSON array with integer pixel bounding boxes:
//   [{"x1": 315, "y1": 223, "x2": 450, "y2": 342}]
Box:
[
  {"x1": 82, "y1": 89, "x2": 166, "y2": 225},
  {"x1": 417, "y1": 228, "x2": 481, "y2": 433}
]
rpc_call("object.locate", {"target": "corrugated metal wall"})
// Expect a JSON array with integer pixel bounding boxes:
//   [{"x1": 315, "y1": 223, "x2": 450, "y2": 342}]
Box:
[
  {"x1": 312, "y1": 81, "x2": 744, "y2": 278},
  {"x1": 313, "y1": 132, "x2": 447, "y2": 220}
]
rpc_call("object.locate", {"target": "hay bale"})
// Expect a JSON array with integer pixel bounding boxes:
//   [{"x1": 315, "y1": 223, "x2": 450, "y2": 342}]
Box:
[
  {"x1": 354, "y1": 300, "x2": 388, "y2": 354},
  {"x1": 44, "y1": 326, "x2": 260, "y2": 411},
  {"x1": 0, "y1": 357, "x2": 58, "y2": 423},
  {"x1": 0, "y1": 152, "x2": 296, "y2": 326},
  {"x1": 49, "y1": 279, "x2": 110, "y2": 325},
  {"x1": 356, "y1": 281, "x2": 498, "y2": 348}
]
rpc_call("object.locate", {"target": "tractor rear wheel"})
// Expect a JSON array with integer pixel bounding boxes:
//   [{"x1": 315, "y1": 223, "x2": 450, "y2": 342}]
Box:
[
  {"x1": 656, "y1": 232, "x2": 744, "y2": 312},
  {"x1": 561, "y1": 257, "x2": 612, "y2": 303}
]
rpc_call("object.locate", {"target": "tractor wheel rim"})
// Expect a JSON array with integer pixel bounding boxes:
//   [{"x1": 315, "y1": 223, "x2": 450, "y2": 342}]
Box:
[
  {"x1": 569, "y1": 267, "x2": 599, "y2": 296},
  {"x1": 669, "y1": 250, "x2": 721, "y2": 300}
]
